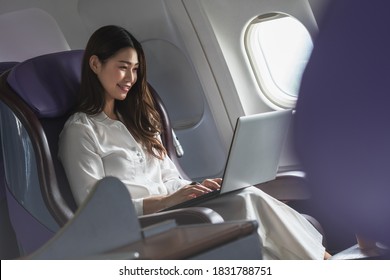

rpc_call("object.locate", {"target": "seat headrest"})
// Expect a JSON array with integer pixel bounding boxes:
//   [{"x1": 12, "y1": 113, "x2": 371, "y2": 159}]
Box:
[{"x1": 7, "y1": 50, "x2": 84, "y2": 118}]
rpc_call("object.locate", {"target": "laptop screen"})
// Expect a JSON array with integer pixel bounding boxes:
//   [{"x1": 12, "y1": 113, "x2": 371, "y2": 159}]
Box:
[{"x1": 220, "y1": 109, "x2": 292, "y2": 194}]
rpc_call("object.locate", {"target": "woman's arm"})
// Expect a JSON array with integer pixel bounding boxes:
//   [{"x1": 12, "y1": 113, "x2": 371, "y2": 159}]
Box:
[{"x1": 58, "y1": 122, "x2": 105, "y2": 206}]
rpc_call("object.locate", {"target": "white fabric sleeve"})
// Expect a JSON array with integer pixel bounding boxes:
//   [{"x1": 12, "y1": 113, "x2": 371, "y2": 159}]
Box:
[
  {"x1": 159, "y1": 154, "x2": 192, "y2": 193},
  {"x1": 58, "y1": 122, "x2": 106, "y2": 206},
  {"x1": 132, "y1": 198, "x2": 144, "y2": 216},
  {"x1": 59, "y1": 122, "x2": 145, "y2": 213}
]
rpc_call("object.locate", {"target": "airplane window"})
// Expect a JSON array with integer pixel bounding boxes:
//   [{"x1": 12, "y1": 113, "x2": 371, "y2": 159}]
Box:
[{"x1": 245, "y1": 13, "x2": 313, "y2": 108}]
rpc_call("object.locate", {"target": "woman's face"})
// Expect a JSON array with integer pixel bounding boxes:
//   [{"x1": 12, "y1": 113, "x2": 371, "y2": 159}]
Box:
[{"x1": 90, "y1": 47, "x2": 139, "y2": 103}]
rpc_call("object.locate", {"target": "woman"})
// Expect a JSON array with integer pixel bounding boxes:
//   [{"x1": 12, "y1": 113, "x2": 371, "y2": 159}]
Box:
[{"x1": 58, "y1": 25, "x2": 329, "y2": 260}]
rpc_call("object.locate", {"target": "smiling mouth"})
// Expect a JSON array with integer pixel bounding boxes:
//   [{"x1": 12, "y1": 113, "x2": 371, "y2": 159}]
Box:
[{"x1": 118, "y1": 84, "x2": 131, "y2": 92}]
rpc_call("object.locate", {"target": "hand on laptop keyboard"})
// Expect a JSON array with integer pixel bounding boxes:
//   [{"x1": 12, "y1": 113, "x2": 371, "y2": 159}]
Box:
[{"x1": 150, "y1": 178, "x2": 222, "y2": 213}]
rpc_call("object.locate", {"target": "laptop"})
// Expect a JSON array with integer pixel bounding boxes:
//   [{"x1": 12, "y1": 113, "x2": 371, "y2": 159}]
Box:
[{"x1": 161, "y1": 109, "x2": 292, "y2": 211}]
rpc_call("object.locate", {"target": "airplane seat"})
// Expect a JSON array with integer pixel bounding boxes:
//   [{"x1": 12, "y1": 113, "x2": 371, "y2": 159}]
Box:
[
  {"x1": 0, "y1": 62, "x2": 18, "y2": 74},
  {"x1": 294, "y1": 0, "x2": 390, "y2": 259},
  {"x1": 0, "y1": 50, "x2": 224, "y2": 256},
  {"x1": 0, "y1": 61, "x2": 20, "y2": 259},
  {"x1": 0, "y1": 139, "x2": 19, "y2": 259},
  {"x1": 26, "y1": 176, "x2": 261, "y2": 260}
]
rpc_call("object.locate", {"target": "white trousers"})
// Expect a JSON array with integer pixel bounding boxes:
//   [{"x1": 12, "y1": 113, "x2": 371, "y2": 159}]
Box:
[{"x1": 200, "y1": 186, "x2": 325, "y2": 260}]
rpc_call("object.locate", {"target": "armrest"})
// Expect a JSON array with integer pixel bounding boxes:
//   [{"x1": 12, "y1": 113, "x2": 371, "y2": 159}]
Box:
[
  {"x1": 25, "y1": 177, "x2": 143, "y2": 259},
  {"x1": 255, "y1": 171, "x2": 310, "y2": 201},
  {"x1": 108, "y1": 220, "x2": 261, "y2": 260},
  {"x1": 139, "y1": 207, "x2": 224, "y2": 228}
]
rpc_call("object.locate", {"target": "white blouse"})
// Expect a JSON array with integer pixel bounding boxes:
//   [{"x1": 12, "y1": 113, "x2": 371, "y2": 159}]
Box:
[{"x1": 58, "y1": 112, "x2": 191, "y2": 215}]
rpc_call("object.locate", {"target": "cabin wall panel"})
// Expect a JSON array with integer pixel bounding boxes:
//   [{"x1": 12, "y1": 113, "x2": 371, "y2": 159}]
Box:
[
  {"x1": 0, "y1": 0, "x2": 87, "y2": 51},
  {"x1": 0, "y1": 0, "x2": 331, "y2": 177},
  {"x1": 187, "y1": 0, "x2": 321, "y2": 170}
]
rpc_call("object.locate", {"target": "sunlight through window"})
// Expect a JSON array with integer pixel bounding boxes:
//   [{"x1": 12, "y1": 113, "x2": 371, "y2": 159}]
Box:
[{"x1": 245, "y1": 13, "x2": 313, "y2": 108}]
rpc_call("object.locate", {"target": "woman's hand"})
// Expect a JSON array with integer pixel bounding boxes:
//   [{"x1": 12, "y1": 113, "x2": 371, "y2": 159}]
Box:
[
  {"x1": 143, "y1": 178, "x2": 222, "y2": 214},
  {"x1": 163, "y1": 179, "x2": 221, "y2": 207},
  {"x1": 200, "y1": 178, "x2": 222, "y2": 191}
]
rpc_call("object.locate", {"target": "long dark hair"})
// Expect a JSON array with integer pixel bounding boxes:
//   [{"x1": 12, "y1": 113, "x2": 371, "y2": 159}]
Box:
[{"x1": 77, "y1": 25, "x2": 166, "y2": 159}]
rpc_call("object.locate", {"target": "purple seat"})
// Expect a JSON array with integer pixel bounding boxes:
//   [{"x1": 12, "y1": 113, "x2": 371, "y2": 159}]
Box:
[
  {"x1": 0, "y1": 61, "x2": 20, "y2": 259},
  {"x1": 0, "y1": 61, "x2": 18, "y2": 202},
  {"x1": 294, "y1": 0, "x2": 390, "y2": 257},
  {"x1": 0, "y1": 62, "x2": 18, "y2": 75},
  {"x1": 0, "y1": 51, "x2": 83, "y2": 254},
  {"x1": 0, "y1": 50, "x2": 222, "y2": 256}
]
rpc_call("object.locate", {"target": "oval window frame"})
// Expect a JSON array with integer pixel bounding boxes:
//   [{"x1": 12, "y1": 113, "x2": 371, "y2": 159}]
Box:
[{"x1": 245, "y1": 13, "x2": 314, "y2": 109}]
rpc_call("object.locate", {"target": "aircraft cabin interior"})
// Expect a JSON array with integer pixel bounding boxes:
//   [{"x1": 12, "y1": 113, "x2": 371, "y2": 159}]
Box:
[{"x1": 0, "y1": 0, "x2": 389, "y2": 263}]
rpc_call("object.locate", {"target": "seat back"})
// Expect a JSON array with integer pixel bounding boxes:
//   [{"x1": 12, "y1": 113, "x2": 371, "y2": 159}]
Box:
[
  {"x1": 0, "y1": 62, "x2": 18, "y2": 74},
  {"x1": 294, "y1": 0, "x2": 390, "y2": 250},
  {"x1": 0, "y1": 61, "x2": 18, "y2": 205},
  {"x1": 0, "y1": 51, "x2": 83, "y2": 254},
  {"x1": 0, "y1": 50, "x2": 191, "y2": 255},
  {"x1": 0, "y1": 61, "x2": 20, "y2": 259}
]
